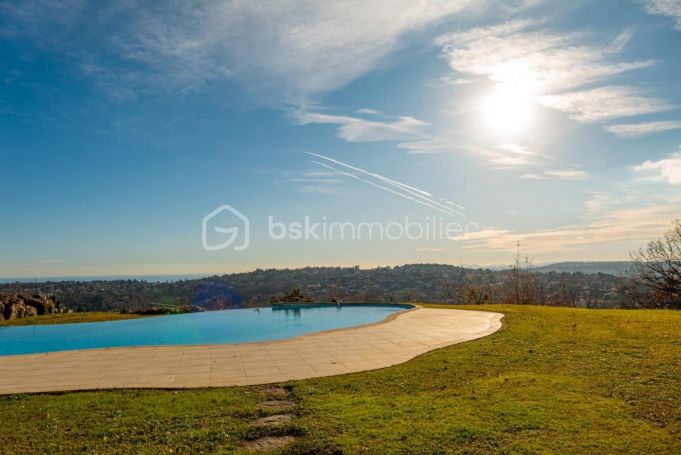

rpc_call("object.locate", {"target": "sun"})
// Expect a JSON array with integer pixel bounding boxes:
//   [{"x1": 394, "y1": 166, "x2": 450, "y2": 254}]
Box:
[{"x1": 479, "y1": 81, "x2": 536, "y2": 137}]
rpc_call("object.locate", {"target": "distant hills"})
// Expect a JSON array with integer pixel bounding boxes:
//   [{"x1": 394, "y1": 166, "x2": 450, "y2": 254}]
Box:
[
  {"x1": 1, "y1": 263, "x2": 632, "y2": 311},
  {"x1": 464, "y1": 261, "x2": 634, "y2": 276},
  {"x1": 532, "y1": 261, "x2": 633, "y2": 276}
]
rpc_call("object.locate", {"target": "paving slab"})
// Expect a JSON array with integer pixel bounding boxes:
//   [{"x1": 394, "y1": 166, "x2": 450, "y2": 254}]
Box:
[{"x1": 0, "y1": 308, "x2": 503, "y2": 394}]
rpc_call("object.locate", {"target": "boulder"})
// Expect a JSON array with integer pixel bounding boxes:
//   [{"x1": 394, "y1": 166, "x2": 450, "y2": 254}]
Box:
[{"x1": 0, "y1": 294, "x2": 58, "y2": 320}]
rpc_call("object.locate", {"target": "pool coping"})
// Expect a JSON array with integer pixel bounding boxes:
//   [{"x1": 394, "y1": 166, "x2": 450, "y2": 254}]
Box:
[{"x1": 0, "y1": 307, "x2": 504, "y2": 395}]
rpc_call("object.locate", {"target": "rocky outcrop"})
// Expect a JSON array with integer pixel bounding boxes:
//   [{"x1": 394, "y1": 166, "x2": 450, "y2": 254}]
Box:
[{"x1": 0, "y1": 294, "x2": 59, "y2": 321}]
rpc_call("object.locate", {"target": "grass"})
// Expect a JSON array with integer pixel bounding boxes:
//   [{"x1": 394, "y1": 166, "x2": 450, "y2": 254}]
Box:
[
  {"x1": 0, "y1": 305, "x2": 679, "y2": 454},
  {"x1": 0, "y1": 312, "x2": 143, "y2": 326}
]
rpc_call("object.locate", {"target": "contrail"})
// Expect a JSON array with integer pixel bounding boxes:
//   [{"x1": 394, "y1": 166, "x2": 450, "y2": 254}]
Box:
[
  {"x1": 307, "y1": 151, "x2": 431, "y2": 198},
  {"x1": 310, "y1": 161, "x2": 464, "y2": 216},
  {"x1": 306, "y1": 152, "x2": 464, "y2": 216}
]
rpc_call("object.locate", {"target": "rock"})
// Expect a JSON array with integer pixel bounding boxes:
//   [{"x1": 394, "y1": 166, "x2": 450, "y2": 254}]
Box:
[
  {"x1": 25, "y1": 294, "x2": 56, "y2": 315},
  {"x1": 0, "y1": 294, "x2": 58, "y2": 321},
  {"x1": 257, "y1": 400, "x2": 296, "y2": 411},
  {"x1": 250, "y1": 414, "x2": 292, "y2": 427},
  {"x1": 241, "y1": 436, "x2": 296, "y2": 451}
]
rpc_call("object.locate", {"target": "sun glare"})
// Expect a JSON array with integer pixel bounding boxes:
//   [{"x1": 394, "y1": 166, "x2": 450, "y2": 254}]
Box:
[{"x1": 479, "y1": 81, "x2": 536, "y2": 137}]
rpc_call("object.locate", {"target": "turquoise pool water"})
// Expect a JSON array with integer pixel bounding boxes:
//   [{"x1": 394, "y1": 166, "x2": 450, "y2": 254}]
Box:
[{"x1": 0, "y1": 304, "x2": 410, "y2": 356}]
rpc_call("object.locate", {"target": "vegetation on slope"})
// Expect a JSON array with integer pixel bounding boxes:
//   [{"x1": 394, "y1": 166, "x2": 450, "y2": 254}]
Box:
[
  {"x1": 0, "y1": 305, "x2": 679, "y2": 454},
  {"x1": 0, "y1": 312, "x2": 143, "y2": 327}
]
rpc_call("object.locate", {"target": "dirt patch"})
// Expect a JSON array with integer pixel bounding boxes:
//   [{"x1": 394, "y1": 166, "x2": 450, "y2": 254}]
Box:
[
  {"x1": 251, "y1": 414, "x2": 293, "y2": 427},
  {"x1": 241, "y1": 435, "x2": 296, "y2": 451}
]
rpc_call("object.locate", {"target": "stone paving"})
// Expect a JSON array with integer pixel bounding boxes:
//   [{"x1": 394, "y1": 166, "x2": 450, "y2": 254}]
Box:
[{"x1": 0, "y1": 308, "x2": 503, "y2": 394}]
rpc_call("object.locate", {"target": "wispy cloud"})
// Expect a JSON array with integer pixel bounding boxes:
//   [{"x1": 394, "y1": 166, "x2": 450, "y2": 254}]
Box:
[
  {"x1": 305, "y1": 152, "x2": 465, "y2": 216},
  {"x1": 605, "y1": 120, "x2": 681, "y2": 137},
  {"x1": 521, "y1": 169, "x2": 590, "y2": 180},
  {"x1": 397, "y1": 136, "x2": 461, "y2": 154},
  {"x1": 642, "y1": 0, "x2": 681, "y2": 30},
  {"x1": 356, "y1": 108, "x2": 381, "y2": 115},
  {"x1": 283, "y1": 169, "x2": 342, "y2": 194},
  {"x1": 632, "y1": 150, "x2": 681, "y2": 185},
  {"x1": 584, "y1": 165, "x2": 681, "y2": 214},
  {"x1": 437, "y1": 21, "x2": 652, "y2": 93},
  {"x1": 293, "y1": 111, "x2": 428, "y2": 142},
  {"x1": 451, "y1": 203, "x2": 680, "y2": 253},
  {"x1": 487, "y1": 143, "x2": 543, "y2": 168},
  {"x1": 400, "y1": 138, "x2": 546, "y2": 168},
  {"x1": 2, "y1": 0, "x2": 484, "y2": 101},
  {"x1": 436, "y1": 20, "x2": 668, "y2": 126},
  {"x1": 539, "y1": 86, "x2": 672, "y2": 122}
]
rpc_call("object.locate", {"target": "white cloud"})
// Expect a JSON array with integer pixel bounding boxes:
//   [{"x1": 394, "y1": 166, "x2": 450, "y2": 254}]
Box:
[
  {"x1": 3, "y1": 0, "x2": 483, "y2": 101},
  {"x1": 356, "y1": 108, "x2": 381, "y2": 115},
  {"x1": 498, "y1": 143, "x2": 534, "y2": 156},
  {"x1": 633, "y1": 151, "x2": 681, "y2": 185},
  {"x1": 284, "y1": 169, "x2": 344, "y2": 194},
  {"x1": 521, "y1": 169, "x2": 590, "y2": 180},
  {"x1": 643, "y1": 0, "x2": 681, "y2": 30},
  {"x1": 399, "y1": 137, "x2": 577, "y2": 172},
  {"x1": 539, "y1": 86, "x2": 672, "y2": 122},
  {"x1": 450, "y1": 228, "x2": 510, "y2": 241},
  {"x1": 488, "y1": 154, "x2": 535, "y2": 167},
  {"x1": 437, "y1": 21, "x2": 653, "y2": 94},
  {"x1": 293, "y1": 111, "x2": 428, "y2": 142},
  {"x1": 474, "y1": 143, "x2": 547, "y2": 168},
  {"x1": 436, "y1": 21, "x2": 669, "y2": 125},
  {"x1": 605, "y1": 120, "x2": 681, "y2": 137},
  {"x1": 450, "y1": 203, "x2": 680, "y2": 253},
  {"x1": 397, "y1": 136, "x2": 459, "y2": 154},
  {"x1": 544, "y1": 169, "x2": 589, "y2": 180}
]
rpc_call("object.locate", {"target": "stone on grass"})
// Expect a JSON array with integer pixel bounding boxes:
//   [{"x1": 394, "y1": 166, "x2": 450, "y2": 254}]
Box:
[
  {"x1": 258, "y1": 400, "x2": 296, "y2": 411},
  {"x1": 251, "y1": 414, "x2": 292, "y2": 427},
  {"x1": 242, "y1": 435, "x2": 296, "y2": 451}
]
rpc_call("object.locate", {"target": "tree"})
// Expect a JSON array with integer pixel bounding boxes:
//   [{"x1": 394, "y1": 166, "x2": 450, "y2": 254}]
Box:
[
  {"x1": 627, "y1": 220, "x2": 681, "y2": 309},
  {"x1": 503, "y1": 243, "x2": 540, "y2": 305}
]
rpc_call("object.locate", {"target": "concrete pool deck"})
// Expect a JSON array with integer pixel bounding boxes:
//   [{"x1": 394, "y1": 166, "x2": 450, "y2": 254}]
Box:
[{"x1": 0, "y1": 308, "x2": 503, "y2": 394}]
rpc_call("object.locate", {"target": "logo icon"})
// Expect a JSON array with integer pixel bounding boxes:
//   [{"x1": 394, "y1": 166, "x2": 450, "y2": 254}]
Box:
[{"x1": 202, "y1": 204, "x2": 250, "y2": 251}]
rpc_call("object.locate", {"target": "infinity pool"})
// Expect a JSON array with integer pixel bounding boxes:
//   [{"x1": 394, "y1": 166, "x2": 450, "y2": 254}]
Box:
[{"x1": 0, "y1": 304, "x2": 411, "y2": 356}]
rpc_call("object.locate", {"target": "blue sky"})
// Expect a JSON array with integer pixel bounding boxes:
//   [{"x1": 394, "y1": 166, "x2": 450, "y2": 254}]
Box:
[{"x1": 1, "y1": 0, "x2": 681, "y2": 278}]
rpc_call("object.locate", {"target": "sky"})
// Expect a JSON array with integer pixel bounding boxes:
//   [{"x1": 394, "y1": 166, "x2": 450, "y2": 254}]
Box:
[{"x1": 1, "y1": 0, "x2": 681, "y2": 278}]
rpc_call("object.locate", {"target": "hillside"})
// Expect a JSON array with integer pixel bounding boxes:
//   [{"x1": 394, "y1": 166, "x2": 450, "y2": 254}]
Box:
[
  {"x1": 534, "y1": 261, "x2": 633, "y2": 276},
  {"x1": 0, "y1": 264, "x2": 629, "y2": 311}
]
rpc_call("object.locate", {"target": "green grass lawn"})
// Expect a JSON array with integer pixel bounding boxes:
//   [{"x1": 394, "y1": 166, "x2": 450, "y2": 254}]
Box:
[
  {"x1": 0, "y1": 305, "x2": 679, "y2": 454},
  {"x1": 0, "y1": 312, "x2": 143, "y2": 326}
]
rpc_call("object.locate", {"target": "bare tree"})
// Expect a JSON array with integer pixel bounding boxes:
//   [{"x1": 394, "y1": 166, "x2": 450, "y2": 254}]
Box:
[
  {"x1": 628, "y1": 220, "x2": 681, "y2": 309},
  {"x1": 503, "y1": 243, "x2": 540, "y2": 305}
]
